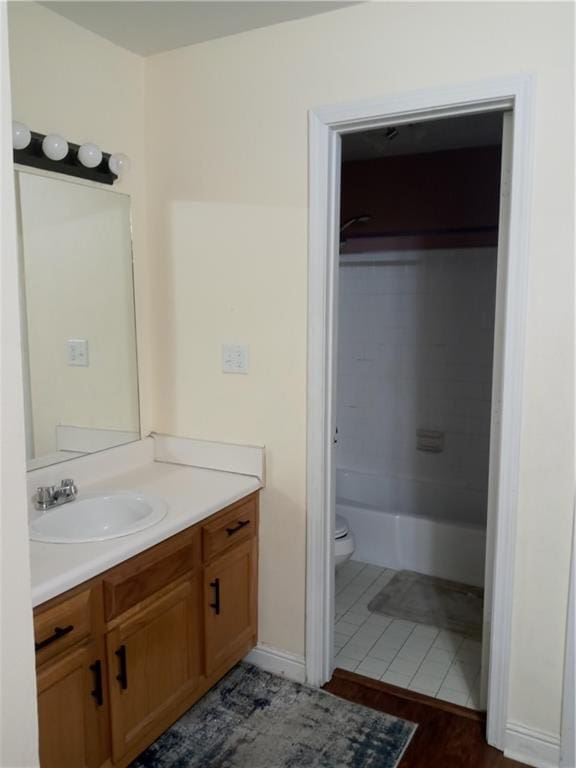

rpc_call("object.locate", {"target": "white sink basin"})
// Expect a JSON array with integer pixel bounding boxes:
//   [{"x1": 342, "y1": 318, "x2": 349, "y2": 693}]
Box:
[{"x1": 30, "y1": 492, "x2": 168, "y2": 544}]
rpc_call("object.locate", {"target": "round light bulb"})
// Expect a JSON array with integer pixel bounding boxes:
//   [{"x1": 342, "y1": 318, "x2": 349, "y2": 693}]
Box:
[
  {"x1": 42, "y1": 133, "x2": 69, "y2": 162},
  {"x1": 108, "y1": 152, "x2": 130, "y2": 177},
  {"x1": 12, "y1": 121, "x2": 31, "y2": 150},
  {"x1": 78, "y1": 142, "x2": 102, "y2": 169}
]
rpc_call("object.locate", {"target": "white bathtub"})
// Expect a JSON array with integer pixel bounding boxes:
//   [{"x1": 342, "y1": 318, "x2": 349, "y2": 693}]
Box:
[{"x1": 336, "y1": 470, "x2": 486, "y2": 587}]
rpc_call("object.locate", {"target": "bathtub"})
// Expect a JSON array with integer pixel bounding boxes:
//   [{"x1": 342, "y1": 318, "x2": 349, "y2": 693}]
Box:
[{"x1": 336, "y1": 470, "x2": 486, "y2": 587}]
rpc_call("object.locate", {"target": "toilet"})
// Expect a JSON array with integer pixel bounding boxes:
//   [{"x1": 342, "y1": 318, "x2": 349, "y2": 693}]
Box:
[{"x1": 335, "y1": 514, "x2": 355, "y2": 567}]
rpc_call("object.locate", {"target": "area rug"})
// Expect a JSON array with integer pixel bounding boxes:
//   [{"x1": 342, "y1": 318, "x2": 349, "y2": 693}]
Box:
[
  {"x1": 367, "y1": 570, "x2": 484, "y2": 639},
  {"x1": 131, "y1": 662, "x2": 416, "y2": 768}
]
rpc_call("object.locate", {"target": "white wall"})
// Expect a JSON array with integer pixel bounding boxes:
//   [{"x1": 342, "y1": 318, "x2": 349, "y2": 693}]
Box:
[
  {"x1": 146, "y1": 1, "x2": 574, "y2": 740},
  {"x1": 337, "y1": 248, "x2": 497, "y2": 527},
  {"x1": 0, "y1": 5, "x2": 39, "y2": 765},
  {"x1": 18, "y1": 172, "x2": 139, "y2": 458}
]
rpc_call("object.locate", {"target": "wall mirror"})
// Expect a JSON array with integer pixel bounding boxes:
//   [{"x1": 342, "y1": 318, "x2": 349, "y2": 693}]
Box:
[{"x1": 15, "y1": 169, "x2": 140, "y2": 471}]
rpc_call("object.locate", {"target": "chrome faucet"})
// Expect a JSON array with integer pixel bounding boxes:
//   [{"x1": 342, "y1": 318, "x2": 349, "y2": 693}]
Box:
[{"x1": 34, "y1": 479, "x2": 78, "y2": 511}]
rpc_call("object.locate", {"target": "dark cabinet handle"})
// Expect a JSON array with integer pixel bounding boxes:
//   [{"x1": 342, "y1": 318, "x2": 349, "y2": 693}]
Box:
[
  {"x1": 89, "y1": 660, "x2": 103, "y2": 706},
  {"x1": 35, "y1": 624, "x2": 73, "y2": 652},
  {"x1": 210, "y1": 578, "x2": 221, "y2": 615},
  {"x1": 115, "y1": 645, "x2": 128, "y2": 690},
  {"x1": 226, "y1": 520, "x2": 249, "y2": 536}
]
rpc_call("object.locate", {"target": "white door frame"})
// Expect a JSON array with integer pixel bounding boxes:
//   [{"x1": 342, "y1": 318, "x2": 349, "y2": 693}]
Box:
[{"x1": 306, "y1": 75, "x2": 535, "y2": 750}]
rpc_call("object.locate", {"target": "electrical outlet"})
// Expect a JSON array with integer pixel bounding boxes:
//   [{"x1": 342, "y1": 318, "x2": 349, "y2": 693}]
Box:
[
  {"x1": 222, "y1": 344, "x2": 249, "y2": 374},
  {"x1": 67, "y1": 338, "x2": 89, "y2": 367}
]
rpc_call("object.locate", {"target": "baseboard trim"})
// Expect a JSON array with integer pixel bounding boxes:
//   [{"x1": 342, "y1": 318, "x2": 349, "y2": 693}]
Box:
[
  {"x1": 244, "y1": 644, "x2": 306, "y2": 683},
  {"x1": 504, "y1": 721, "x2": 561, "y2": 768}
]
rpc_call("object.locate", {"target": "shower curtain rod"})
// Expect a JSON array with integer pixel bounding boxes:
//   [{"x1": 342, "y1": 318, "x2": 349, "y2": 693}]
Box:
[{"x1": 339, "y1": 258, "x2": 422, "y2": 268}]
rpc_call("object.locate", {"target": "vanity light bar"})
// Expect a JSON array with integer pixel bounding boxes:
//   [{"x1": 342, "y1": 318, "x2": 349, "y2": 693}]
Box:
[{"x1": 12, "y1": 122, "x2": 130, "y2": 186}]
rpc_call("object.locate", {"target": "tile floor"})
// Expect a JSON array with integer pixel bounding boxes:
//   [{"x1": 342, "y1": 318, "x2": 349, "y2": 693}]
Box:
[{"x1": 334, "y1": 560, "x2": 483, "y2": 710}]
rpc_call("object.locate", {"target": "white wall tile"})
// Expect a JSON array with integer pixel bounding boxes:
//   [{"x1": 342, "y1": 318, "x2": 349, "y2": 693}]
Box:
[{"x1": 337, "y1": 248, "x2": 496, "y2": 526}]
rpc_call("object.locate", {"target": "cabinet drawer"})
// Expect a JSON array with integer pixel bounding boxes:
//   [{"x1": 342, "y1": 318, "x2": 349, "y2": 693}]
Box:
[
  {"x1": 202, "y1": 495, "x2": 258, "y2": 562},
  {"x1": 103, "y1": 528, "x2": 200, "y2": 621},
  {"x1": 35, "y1": 588, "x2": 93, "y2": 666}
]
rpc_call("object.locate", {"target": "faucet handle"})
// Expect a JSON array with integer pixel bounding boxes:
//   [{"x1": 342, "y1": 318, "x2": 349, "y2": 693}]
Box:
[
  {"x1": 59, "y1": 479, "x2": 78, "y2": 499},
  {"x1": 36, "y1": 486, "x2": 54, "y2": 502},
  {"x1": 35, "y1": 486, "x2": 55, "y2": 508}
]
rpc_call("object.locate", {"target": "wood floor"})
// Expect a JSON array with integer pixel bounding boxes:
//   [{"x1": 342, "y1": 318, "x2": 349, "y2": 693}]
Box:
[{"x1": 324, "y1": 669, "x2": 529, "y2": 768}]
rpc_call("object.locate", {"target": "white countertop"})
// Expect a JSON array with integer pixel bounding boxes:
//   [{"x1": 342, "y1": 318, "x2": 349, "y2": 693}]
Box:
[{"x1": 29, "y1": 461, "x2": 261, "y2": 607}]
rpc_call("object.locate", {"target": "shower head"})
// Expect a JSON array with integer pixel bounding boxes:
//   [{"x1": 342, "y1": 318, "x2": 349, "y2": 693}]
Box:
[{"x1": 340, "y1": 214, "x2": 372, "y2": 236}]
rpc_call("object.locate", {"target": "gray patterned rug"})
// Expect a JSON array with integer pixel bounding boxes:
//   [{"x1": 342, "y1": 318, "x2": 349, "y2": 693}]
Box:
[
  {"x1": 131, "y1": 662, "x2": 416, "y2": 768},
  {"x1": 367, "y1": 570, "x2": 484, "y2": 639}
]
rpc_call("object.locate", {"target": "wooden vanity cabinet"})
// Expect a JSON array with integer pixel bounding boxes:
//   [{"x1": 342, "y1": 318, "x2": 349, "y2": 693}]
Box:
[
  {"x1": 202, "y1": 494, "x2": 258, "y2": 675},
  {"x1": 33, "y1": 491, "x2": 259, "y2": 768},
  {"x1": 33, "y1": 584, "x2": 110, "y2": 768},
  {"x1": 106, "y1": 576, "x2": 201, "y2": 763},
  {"x1": 36, "y1": 640, "x2": 108, "y2": 768},
  {"x1": 204, "y1": 539, "x2": 257, "y2": 675}
]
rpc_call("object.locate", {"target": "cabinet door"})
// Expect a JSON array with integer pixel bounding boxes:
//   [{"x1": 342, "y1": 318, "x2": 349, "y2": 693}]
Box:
[
  {"x1": 37, "y1": 642, "x2": 108, "y2": 768},
  {"x1": 106, "y1": 577, "x2": 200, "y2": 763},
  {"x1": 204, "y1": 537, "x2": 257, "y2": 675}
]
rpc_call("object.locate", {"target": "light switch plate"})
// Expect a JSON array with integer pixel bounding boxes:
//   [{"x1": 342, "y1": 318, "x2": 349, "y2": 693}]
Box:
[
  {"x1": 67, "y1": 338, "x2": 89, "y2": 367},
  {"x1": 222, "y1": 344, "x2": 249, "y2": 374}
]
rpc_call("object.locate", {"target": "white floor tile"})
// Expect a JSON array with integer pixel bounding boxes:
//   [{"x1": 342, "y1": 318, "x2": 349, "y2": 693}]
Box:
[
  {"x1": 381, "y1": 671, "x2": 413, "y2": 687},
  {"x1": 466, "y1": 690, "x2": 480, "y2": 709},
  {"x1": 425, "y1": 647, "x2": 456, "y2": 665},
  {"x1": 456, "y1": 646, "x2": 482, "y2": 665},
  {"x1": 340, "y1": 642, "x2": 372, "y2": 661},
  {"x1": 332, "y1": 561, "x2": 484, "y2": 711},
  {"x1": 433, "y1": 631, "x2": 465, "y2": 652},
  {"x1": 461, "y1": 638, "x2": 482, "y2": 653},
  {"x1": 364, "y1": 614, "x2": 393, "y2": 628},
  {"x1": 396, "y1": 645, "x2": 428, "y2": 664},
  {"x1": 352, "y1": 624, "x2": 386, "y2": 641},
  {"x1": 411, "y1": 624, "x2": 440, "y2": 639},
  {"x1": 418, "y1": 658, "x2": 451, "y2": 678},
  {"x1": 356, "y1": 658, "x2": 390, "y2": 678},
  {"x1": 341, "y1": 611, "x2": 368, "y2": 627},
  {"x1": 334, "y1": 655, "x2": 360, "y2": 672},
  {"x1": 335, "y1": 620, "x2": 359, "y2": 637},
  {"x1": 402, "y1": 635, "x2": 435, "y2": 652},
  {"x1": 368, "y1": 644, "x2": 399, "y2": 663},
  {"x1": 448, "y1": 660, "x2": 480, "y2": 683},
  {"x1": 372, "y1": 636, "x2": 404, "y2": 654},
  {"x1": 382, "y1": 628, "x2": 414, "y2": 645},
  {"x1": 442, "y1": 673, "x2": 472, "y2": 694},
  {"x1": 389, "y1": 619, "x2": 417, "y2": 633},
  {"x1": 409, "y1": 672, "x2": 443, "y2": 695},
  {"x1": 437, "y1": 686, "x2": 470, "y2": 706},
  {"x1": 388, "y1": 657, "x2": 420, "y2": 677}
]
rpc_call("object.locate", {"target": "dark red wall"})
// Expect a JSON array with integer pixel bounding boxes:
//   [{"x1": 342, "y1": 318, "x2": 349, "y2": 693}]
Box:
[{"x1": 340, "y1": 145, "x2": 502, "y2": 252}]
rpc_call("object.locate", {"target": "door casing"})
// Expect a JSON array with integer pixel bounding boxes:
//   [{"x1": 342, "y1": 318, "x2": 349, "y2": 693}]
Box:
[{"x1": 305, "y1": 75, "x2": 535, "y2": 751}]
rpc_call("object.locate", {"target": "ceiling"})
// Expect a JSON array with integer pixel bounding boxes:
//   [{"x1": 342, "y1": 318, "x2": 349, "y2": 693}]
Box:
[
  {"x1": 342, "y1": 111, "x2": 504, "y2": 161},
  {"x1": 40, "y1": 1, "x2": 356, "y2": 56}
]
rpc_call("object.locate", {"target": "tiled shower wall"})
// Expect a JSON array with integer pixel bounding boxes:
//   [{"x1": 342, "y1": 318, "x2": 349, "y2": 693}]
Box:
[{"x1": 336, "y1": 248, "x2": 497, "y2": 527}]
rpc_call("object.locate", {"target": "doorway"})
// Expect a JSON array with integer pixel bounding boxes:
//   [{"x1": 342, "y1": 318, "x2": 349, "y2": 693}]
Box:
[
  {"x1": 333, "y1": 111, "x2": 503, "y2": 710},
  {"x1": 306, "y1": 77, "x2": 534, "y2": 750}
]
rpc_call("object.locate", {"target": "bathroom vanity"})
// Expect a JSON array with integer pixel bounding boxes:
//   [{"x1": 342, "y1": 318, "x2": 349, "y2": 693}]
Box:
[
  {"x1": 15, "y1": 165, "x2": 265, "y2": 767},
  {"x1": 33, "y1": 482, "x2": 259, "y2": 768}
]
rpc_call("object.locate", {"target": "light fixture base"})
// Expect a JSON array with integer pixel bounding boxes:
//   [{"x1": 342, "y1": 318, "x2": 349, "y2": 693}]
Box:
[{"x1": 14, "y1": 130, "x2": 119, "y2": 185}]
